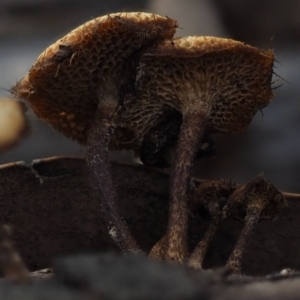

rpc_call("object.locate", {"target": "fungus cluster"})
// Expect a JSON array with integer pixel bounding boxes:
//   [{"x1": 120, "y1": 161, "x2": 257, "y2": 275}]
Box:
[
  {"x1": 12, "y1": 12, "x2": 276, "y2": 265},
  {"x1": 186, "y1": 176, "x2": 286, "y2": 273}
]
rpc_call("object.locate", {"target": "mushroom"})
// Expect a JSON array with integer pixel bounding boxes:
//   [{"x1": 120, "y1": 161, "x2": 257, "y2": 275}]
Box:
[
  {"x1": 11, "y1": 12, "x2": 178, "y2": 253},
  {"x1": 11, "y1": 13, "x2": 276, "y2": 262},
  {"x1": 188, "y1": 180, "x2": 236, "y2": 269},
  {"x1": 224, "y1": 175, "x2": 286, "y2": 274},
  {"x1": 122, "y1": 36, "x2": 274, "y2": 261},
  {"x1": 0, "y1": 98, "x2": 28, "y2": 153}
]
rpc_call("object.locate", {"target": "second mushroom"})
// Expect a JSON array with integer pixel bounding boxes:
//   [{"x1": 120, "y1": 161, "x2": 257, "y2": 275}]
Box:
[{"x1": 121, "y1": 36, "x2": 274, "y2": 261}]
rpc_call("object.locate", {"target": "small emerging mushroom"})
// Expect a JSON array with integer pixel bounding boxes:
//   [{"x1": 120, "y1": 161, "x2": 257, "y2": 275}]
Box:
[
  {"x1": 224, "y1": 175, "x2": 286, "y2": 274},
  {"x1": 12, "y1": 12, "x2": 178, "y2": 253},
  {"x1": 122, "y1": 36, "x2": 274, "y2": 261},
  {"x1": 188, "y1": 180, "x2": 236, "y2": 269}
]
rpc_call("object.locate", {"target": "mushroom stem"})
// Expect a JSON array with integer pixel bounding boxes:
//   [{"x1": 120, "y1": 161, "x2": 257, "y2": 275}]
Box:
[
  {"x1": 150, "y1": 236, "x2": 168, "y2": 258},
  {"x1": 226, "y1": 205, "x2": 262, "y2": 274},
  {"x1": 87, "y1": 104, "x2": 141, "y2": 253},
  {"x1": 165, "y1": 108, "x2": 209, "y2": 262},
  {"x1": 187, "y1": 179, "x2": 236, "y2": 268},
  {"x1": 188, "y1": 214, "x2": 221, "y2": 269}
]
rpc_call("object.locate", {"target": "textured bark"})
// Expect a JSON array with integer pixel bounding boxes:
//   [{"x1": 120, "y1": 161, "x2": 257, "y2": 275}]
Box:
[{"x1": 0, "y1": 157, "x2": 299, "y2": 276}]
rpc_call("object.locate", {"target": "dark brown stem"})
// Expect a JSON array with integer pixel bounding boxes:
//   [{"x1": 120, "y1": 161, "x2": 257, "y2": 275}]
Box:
[
  {"x1": 166, "y1": 108, "x2": 208, "y2": 262},
  {"x1": 226, "y1": 206, "x2": 262, "y2": 274},
  {"x1": 188, "y1": 214, "x2": 221, "y2": 269},
  {"x1": 149, "y1": 236, "x2": 167, "y2": 259},
  {"x1": 86, "y1": 104, "x2": 141, "y2": 253}
]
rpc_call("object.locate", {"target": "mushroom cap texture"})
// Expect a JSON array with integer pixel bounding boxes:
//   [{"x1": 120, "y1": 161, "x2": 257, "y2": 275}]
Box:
[
  {"x1": 12, "y1": 12, "x2": 178, "y2": 144},
  {"x1": 225, "y1": 175, "x2": 286, "y2": 219},
  {"x1": 12, "y1": 17, "x2": 274, "y2": 149},
  {"x1": 122, "y1": 36, "x2": 274, "y2": 142}
]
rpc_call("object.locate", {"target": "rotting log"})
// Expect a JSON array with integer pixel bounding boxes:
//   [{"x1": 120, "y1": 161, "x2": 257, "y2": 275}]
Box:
[{"x1": 0, "y1": 156, "x2": 299, "y2": 276}]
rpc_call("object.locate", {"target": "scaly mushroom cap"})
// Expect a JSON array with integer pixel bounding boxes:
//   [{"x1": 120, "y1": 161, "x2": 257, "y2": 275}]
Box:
[
  {"x1": 11, "y1": 13, "x2": 177, "y2": 143},
  {"x1": 190, "y1": 179, "x2": 237, "y2": 215},
  {"x1": 124, "y1": 36, "x2": 274, "y2": 138},
  {"x1": 224, "y1": 175, "x2": 287, "y2": 220}
]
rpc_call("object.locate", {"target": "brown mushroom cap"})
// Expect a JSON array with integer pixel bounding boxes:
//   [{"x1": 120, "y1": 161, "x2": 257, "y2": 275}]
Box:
[
  {"x1": 12, "y1": 13, "x2": 177, "y2": 143},
  {"x1": 224, "y1": 175, "x2": 287, "y2": 220},
  {"x1": 123, "y1": 36, "x2": 274, "y2": 140}
]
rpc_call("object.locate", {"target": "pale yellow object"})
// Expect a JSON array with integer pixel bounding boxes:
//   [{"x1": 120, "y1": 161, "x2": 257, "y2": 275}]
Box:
[{"x1": 0, "y1": 98, "x2": 28, "y2": 152}]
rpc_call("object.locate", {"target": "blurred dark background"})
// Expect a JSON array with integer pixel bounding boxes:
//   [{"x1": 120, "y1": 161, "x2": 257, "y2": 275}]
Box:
[{"x1": 0, "y1": 0, "x2": 299, "y2": 191}]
